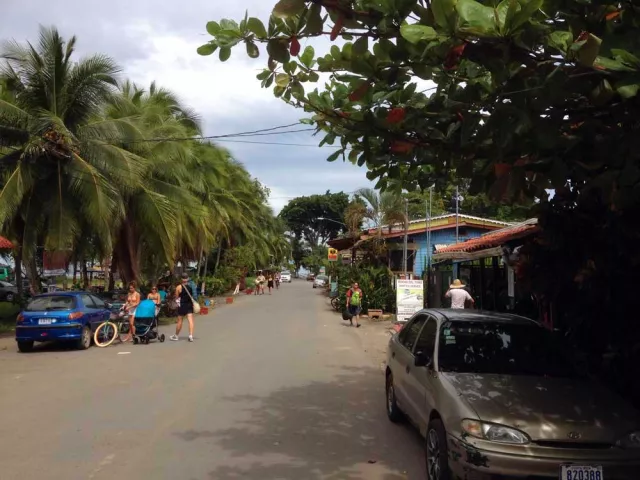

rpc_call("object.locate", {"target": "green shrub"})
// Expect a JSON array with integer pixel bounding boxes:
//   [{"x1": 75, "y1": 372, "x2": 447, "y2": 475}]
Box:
[{"x1": 332, "y1": 264, "x2": 396, "y2": 314}]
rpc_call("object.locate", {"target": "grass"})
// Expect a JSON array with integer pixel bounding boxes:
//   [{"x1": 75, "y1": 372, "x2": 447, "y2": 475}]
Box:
[{"x1": 0, "y1": 302, "x2": 20, "y2": 334}]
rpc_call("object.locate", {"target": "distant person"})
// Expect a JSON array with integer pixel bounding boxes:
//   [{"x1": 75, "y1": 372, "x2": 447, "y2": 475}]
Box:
[
  {"x1": 147, "y1": 285, "x2": 161, "y2": 317},
  {"x1": 171, "y1": 274, "x2": 196, "y2": 342},
  {"x1": 124, "y1": 282, "x2": 141, "y2": 341},
  {"x1": 275, "y1": 272, "x2": 280, "y2": 289},
  {"x1": 158, "y1": 285, "x2": 167, "y2": 302},
  {"x1": 346, "y1": 282, "x2": 363, "y2": 328},
  {"x1": 446, "y1": 279, "x2": 475, "y2": 309},
  {"x1": 267, "y1": 272, "x2": 274, "y2": 294},
  {"x1": 256, "y1": 271, "x2": 266, "y2": 295}
]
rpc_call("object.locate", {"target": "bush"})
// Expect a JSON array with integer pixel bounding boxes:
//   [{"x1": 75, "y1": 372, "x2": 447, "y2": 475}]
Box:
[{"x1": 332, "y1": 264, "x2": 396, "y2": 314}]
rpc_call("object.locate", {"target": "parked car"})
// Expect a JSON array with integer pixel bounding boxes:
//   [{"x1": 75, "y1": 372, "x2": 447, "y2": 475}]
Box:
[
  {"x1": 15, "y1": 292, "x2": 112, "y2": 353},
  {"x1": 306, "y1": 273, "x2": 315, "y2": 281},
  {"x1": 385, "y1": 309, "x2": 640, "y2": 479},
  {"x1": 313, "y1": 275, "x2": 328, "y2": 288},
  {"x1": 0, "y1": 281, "x2": 18, "y2": 302},
  {"x1": 280, "y1": 271, "x2": 292, "y2": 283}
]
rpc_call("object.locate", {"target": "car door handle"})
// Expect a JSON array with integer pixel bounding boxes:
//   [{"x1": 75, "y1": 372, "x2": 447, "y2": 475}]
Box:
[{"x1": 406, "y1": 366, "x2": 410, "y2": 374}]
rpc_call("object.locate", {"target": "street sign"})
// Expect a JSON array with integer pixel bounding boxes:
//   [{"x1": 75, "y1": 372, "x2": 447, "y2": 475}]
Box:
[{"x1": 328, "y1": 248, "x2": 338, "y2": 262}]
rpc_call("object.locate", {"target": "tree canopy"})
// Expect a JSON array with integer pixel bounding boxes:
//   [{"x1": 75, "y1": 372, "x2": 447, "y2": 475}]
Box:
[
  {"x1": 0, "y1": 26, "x2": 287, "y2": 293},
  {"x1": 200, "y1": 0, "x2": 640, "y2": 213},
  {"x1": 278, "y1": 190, "x2": 349, "y2": 245}
]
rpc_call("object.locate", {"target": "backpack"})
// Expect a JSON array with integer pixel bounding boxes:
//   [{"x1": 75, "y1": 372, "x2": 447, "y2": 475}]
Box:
[{"x1": 350, "y1": 289, "x2": 362, "y2": 306}]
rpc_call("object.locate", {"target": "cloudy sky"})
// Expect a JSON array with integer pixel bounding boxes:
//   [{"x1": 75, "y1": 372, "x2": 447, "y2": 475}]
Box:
[{"x1": 2, "y1": 0, "x2": 373, "y2": 212}]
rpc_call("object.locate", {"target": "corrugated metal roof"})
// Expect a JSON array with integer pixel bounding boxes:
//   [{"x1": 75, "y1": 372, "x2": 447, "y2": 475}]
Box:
[{"x1": 435, "y1": 219, "x2": 538, "y2": 254}]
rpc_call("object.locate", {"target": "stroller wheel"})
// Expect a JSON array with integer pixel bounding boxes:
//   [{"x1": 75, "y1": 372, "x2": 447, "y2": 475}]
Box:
[
  {"x1": 159, "y1": 334, "x2": 166, "y2": 343},
  {"x1": 133, "y1": 337, "x2": 139, "y2": 345}
]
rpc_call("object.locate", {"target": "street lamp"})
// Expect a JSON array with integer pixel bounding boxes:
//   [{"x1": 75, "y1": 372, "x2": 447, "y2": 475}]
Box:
[{"x1": 317, "y1": 216, "x2": 347, "y2": 227}]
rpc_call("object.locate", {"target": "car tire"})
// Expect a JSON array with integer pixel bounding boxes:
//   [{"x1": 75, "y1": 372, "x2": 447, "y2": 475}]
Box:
[
  {"x1": 425, "y1": 419, "x2": 451, "y2": 480},
  {"x1": 17, "y1": 340, "x2": 34, "y2": 353},
  {"x1": 385, "y1": 371, "x2": 403, "y2": 423},
  {"x1": 76, "y1": 326, "x2": 92, "y2": 350}
]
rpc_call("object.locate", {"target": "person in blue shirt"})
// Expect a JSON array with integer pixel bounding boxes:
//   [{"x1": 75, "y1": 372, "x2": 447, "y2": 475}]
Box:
[{"x1": 158, "y1": 286, "x2": 167, "y2": 302}]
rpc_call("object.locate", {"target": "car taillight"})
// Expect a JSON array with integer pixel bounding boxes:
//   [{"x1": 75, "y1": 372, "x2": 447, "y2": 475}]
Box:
[
  {"x1": 16, "y1": 313, "x2": 24, "y2": 323},
  {"x1": 69, "y1": 312, "x2": 84, "y2": 320}
]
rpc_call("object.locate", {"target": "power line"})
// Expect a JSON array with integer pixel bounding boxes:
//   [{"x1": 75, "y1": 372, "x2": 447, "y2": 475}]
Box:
[{"x1": 214, "y1": 139, "x2": 341, "y2": 148}]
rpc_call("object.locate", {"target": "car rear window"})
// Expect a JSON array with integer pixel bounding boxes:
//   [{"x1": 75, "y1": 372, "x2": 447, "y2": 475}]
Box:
[
  {"x1": 438, "y1": 320, "x2": 577, "y2": 378},
  {"x1": 26, "y1": 296, "x2": 76, "y2": 311}
]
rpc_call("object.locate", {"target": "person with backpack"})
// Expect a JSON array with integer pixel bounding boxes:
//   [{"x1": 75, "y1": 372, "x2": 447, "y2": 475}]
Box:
[{"x1": 346, "y1": 282, "x2": 363, "y2": 328}]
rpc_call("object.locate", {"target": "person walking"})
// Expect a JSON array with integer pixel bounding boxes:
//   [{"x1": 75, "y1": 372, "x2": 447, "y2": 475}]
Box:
[
  {"x1": 346, "y1": 282, "x2": 363, "y2": 328},
  {"x1": 123, "y1": 282, "x2": 141, "y2": 342},
  {"x1": 256, "y1": 271, "x2": 266, "y2": 295},
  {"x1": 170, "y1": 274, "x2": 196, "y2": 342},
  {"x1": 147, "y1": 285, "x2": 162, "y2": 317},
  {"x1": 445, "y1": 279, "x2": 475, "y2": 309},
  {"x1": 267, "y1": 271, "x2": 274, "y2": 294}
]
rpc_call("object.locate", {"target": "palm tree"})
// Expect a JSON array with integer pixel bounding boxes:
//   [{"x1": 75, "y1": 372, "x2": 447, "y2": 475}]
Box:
[
  {"x1": 0, "y1": 26, "x2": 133, "y2": 294},
  {"x1": 354, "y1": 188, "x2": 407, "y2": 236}
]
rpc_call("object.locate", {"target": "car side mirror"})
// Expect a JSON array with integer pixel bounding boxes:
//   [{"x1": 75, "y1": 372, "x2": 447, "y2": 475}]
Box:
[{"x1": 414, "y1": 351, "x2": 432, "y2": 368}]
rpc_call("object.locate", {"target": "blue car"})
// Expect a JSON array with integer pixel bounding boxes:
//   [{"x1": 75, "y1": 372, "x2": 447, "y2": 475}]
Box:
[{"x1": 15, "y1": 292, "x2": 112, "y2": 353}]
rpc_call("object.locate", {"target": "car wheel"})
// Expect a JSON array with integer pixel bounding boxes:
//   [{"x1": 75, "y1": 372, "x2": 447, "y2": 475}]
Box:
[
  {"x1": 76, "y1": 326, "x2": 92, "y2": 350},
  {"x1": 385, "y1": 372, "x2": 403, "y2": 423},
  {"x1": 425, "y1": 419, "x2": 451, "y2": 480},
  {"x1": 17, "y1": 340, "x2": 34, "y2": 353},
  {"x1": 6, "y1": 292, "x2": 14, "y2": 302}
]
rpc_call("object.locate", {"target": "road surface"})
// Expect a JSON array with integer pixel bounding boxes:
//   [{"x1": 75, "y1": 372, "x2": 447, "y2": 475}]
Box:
[{"x1": 0, "y1": 281, "x2": 424, "y2": 479}]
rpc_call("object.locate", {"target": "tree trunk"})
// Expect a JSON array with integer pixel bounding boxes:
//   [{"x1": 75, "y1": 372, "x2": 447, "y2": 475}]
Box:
[
  {"x1": 81, "y1": 259, "x2": 89, "y2": 289},
  {"x1": 202, "y1": 249, "x2": 210, "y2": 278},
  {"x1": 72, "y1": 258, "x2": 77, "y2": 283},
  {"x1": 26, "y1": 254, "x2": 40, "y2": 294},
  {"x1": 214, "y1": 242, "x2": 223, "y2": 274},
  {"x1": 14, "y1": 247, "x2": 23, "y2": 299},
  {"x1": 114, "y1": 219, "x2": 140, "y2": 284},
  {"x1": 108, "y1": 249, "x2": 118, "y2": 291}
]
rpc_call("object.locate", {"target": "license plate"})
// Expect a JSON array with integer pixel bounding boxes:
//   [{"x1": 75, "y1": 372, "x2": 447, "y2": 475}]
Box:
[
  {"x1": 561, "y1": 465, "x2": 603, "y2": 480},
  {"x1": 38, "y1": 318, "x2": 53, "y2": 325}
]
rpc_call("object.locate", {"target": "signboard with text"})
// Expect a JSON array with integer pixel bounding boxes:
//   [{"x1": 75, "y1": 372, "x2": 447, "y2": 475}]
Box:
[
  {"x1": 328, "y1": 248, "x2": 338, "y2": 262},
  {"x1": 396, "y1": 279, "x2": 424, "y2": 322}
]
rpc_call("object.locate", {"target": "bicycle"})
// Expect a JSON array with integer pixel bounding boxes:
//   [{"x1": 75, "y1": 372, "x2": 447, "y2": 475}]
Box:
[
  {"x1": 330, "y1": 295, "x2": 340, "y2": 311},
  {"x1": 93, "y1": 307, "x2": 133, "y2": 347}
]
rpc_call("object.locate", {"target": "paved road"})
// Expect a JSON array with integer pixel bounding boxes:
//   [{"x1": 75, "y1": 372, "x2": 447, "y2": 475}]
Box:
[{"x1": 0, "y1": 281, "x2": 424, "y2": 479}]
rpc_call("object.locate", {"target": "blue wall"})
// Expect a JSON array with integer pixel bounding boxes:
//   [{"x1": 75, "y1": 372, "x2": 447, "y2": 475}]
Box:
[{"x1": 393, "y1": 227, "x2": 489, "y2": 277}]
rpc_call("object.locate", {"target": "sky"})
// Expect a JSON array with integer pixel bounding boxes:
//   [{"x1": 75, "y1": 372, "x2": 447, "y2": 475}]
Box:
[{"x1": 1, "y1": 0, "x2": 374, "y2": 213}]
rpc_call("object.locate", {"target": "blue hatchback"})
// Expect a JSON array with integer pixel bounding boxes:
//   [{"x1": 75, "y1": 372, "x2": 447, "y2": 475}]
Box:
[{"x1": 15, "y1": 292, "x2": 111, "y2": 353}]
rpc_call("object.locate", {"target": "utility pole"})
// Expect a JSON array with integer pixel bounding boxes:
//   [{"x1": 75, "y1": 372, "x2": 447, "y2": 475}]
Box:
[
  {"x1": 402, "y1": 197, "x2": 408, "y2": 276},
  {"x1": 455, "y1": 185, "x2": 459, "y2": 243}
]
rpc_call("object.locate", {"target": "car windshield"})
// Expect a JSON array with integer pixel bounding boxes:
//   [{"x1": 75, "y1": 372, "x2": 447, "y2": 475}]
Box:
[
  {"x1": 438, "y1": 320, "x2": 577, "y2": 378},
  {"x1": 26, "y1": 296, "x2": 76, "y2": 311},
  {"x1": 281, "y1": 271, "x2": 290, "y2": 275}
]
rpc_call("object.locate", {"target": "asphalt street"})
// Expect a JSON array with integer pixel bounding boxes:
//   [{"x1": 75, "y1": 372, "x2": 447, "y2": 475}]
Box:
[{"x1": 0, "y1": 280, "x2": 424, "y2": 480}]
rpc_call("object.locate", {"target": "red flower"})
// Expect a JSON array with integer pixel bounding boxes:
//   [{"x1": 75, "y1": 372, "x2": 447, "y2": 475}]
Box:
[
  {"x1": 386, "y1": 107, "x2": 406, "y2": 124},
  {"x1": 348, "y1": 82, "x2": 369, "y2": 102},
  {"x1": 289, "y1": 36, "x2": 301, "y2": 56}
]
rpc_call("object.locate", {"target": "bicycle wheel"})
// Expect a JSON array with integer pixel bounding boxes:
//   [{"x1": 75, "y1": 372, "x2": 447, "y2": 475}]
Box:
[
  {"x1": 94, "y1": 321, "x2": 118, "y2": 347},
  {"x1": 331, "y1": 296, "x2": 340, "y2": 311},
  {"x1": 118, "y1": 320, "x2": 131, "y2": 343}
]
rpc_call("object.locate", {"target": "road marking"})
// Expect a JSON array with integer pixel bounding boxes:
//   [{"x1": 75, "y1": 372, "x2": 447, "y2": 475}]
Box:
[{"x1": 118, "y1": 352, "x2": 131, "y2": 355}]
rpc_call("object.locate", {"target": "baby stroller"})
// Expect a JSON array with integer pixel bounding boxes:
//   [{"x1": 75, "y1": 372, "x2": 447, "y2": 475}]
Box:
[{"x1": 132, "y1": 299, "x2": 165, "y2": 345}]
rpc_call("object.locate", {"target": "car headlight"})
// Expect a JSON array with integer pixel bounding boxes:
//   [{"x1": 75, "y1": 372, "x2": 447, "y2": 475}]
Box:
[
  {"x1": 617, "y1": 431, "x2": 640, "y2": 449},
  {"x1": 462, "y1": 419, "x2": 530, "y2": 445}
]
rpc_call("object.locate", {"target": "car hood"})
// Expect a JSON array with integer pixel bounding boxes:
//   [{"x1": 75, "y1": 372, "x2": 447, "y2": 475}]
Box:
[{"x1": 442, "y1": 372, "x2": 639, "y2": 443}]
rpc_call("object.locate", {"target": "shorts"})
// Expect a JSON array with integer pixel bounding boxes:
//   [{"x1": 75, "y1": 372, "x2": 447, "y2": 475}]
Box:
[
  {"x1": 268, "y1": 280, "x2": 274, "y2": 288},
  {"x1": 349, "y1": 305, "x2": 361, "y2": 316},
  {"x1": 129, "y1": 307, "x2": 137, "y2": 318},
  {"x1": 178, "y1": 302, "x2": 193, "y2": 316}
]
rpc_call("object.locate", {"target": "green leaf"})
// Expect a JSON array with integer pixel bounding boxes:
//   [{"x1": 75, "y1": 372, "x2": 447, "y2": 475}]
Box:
[
  {"x1": 575, "y1": 33, "x2": 601, "y2": 67},
  {"x1": 616, "y1": 82, "x2": 640, "y2": 99},
  {"x1": 327, "y1": 150, "x2": 341, "y2": 162},
  {"x1": 456, "y1": 0, "x2": 498, "y2": 37},
  {"x1": 593, "y1": 56, "x2": 636, "y2": 72},
  {"x1": 305, "y1": 3, "x2": 324, "y2": 34},
  {"x1": 547, "y1": 31, "x2": 573, "y2": 53},
  {"x1": 219, "y1": 46, "x2": 231, "y2": 62},
  {"x1": 256, "y1": 70, "x2": 271, "y2": 80},
  {"x1": 220, "y1": 19, "x2": 240, "y2": 31},
  {"x1": 509, "y1": 0, "x2": 542, "y2": 31},
  {"x1": 206, "y1": 21, "x2": 221, "y2": 36},
  {"x1": 300, "y1": 46, "x2": 315, "y2": 68},
  {"x1": 273, "y1": 0, "x2": 306, "y2": 19},
  {"x1": 246, "y1": 42, "x2": 260, "y2": 58},
  {"x1": 197, "y1": 43, "x2": 218, "y2": 56},
  {"x1": 274, "y1": 85, "x2": 286, "y2": 97},
  {"x1": 291, "y1": 81, "x2": 305, "y2": 99},
  {"x1": 247, "y1": 17, "x2": 268, "y2": 38},
  {"x1": 431, "y1": 0, "x2": 457, "y2": 32},
  {"x1": 309, "y1": 71, "x2": 320, "y2": 82},
  {"x1": 267, "y1": 39, "x2": 291, "y2": 63},
  {"x1": 611, "y1": 49, "x2": 640, "y2": 69},
  {"x1": 353, "y1": 36, "x2": 369, "y2": 55},
  {"x1": 275, "y1": 73, "x2": 291, "y2": 87},
  {"x1": 399, "y1": 24, "x2": 437, "y2": 44}
]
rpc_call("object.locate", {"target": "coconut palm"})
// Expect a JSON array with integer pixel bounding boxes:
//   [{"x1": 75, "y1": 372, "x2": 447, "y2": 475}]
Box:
[
  {"x1": 354, "y1": 188, "x2": 407, "y2": 235},
  {"x1": 0, "y1": 26, "x2": 138, "y2": 294}
]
